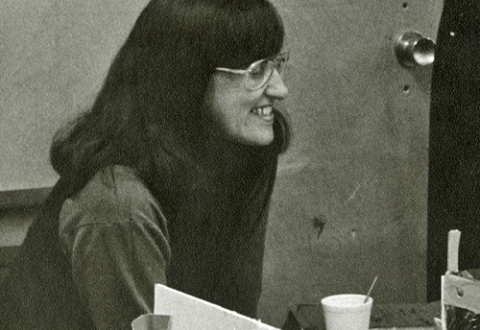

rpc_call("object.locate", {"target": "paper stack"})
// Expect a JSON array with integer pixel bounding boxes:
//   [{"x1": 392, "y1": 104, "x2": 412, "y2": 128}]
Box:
[{"x1": 132, "y1": 284, "x2": 281, "y2": 330}]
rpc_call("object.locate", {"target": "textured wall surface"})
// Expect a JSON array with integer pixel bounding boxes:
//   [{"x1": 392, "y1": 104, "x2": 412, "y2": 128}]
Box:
[
  {"x1": 0, "y1": 0, "x2": 149, "y2": 190},
  {"x1": 259, "y1": 0, "x2": 443, "y2": 327}
]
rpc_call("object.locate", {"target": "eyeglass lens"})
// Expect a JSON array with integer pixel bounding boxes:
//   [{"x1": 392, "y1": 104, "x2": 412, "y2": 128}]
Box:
[{"x1": 246, "y1": 54, "x2": 288, "y2": 90}]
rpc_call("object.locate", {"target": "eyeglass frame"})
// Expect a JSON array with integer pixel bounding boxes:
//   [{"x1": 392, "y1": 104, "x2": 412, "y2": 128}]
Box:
[{"x1": 215, "y1": 51, "x2": 289, "y2": 91}]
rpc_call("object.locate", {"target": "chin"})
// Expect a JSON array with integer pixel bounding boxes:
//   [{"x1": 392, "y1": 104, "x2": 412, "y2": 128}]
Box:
[{"x1": 243, "y1": 133, "x2": 275, "y2": 146}]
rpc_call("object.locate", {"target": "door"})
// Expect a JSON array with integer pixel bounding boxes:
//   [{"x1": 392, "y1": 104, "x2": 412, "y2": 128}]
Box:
[{"x1": 259, "y1": 0, "x2": 443, "y2": 327}]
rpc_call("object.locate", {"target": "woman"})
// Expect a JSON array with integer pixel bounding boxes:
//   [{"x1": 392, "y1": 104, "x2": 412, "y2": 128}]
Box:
[{"x1": 0, "y1": 0, "x2": 290, "y2": 329}]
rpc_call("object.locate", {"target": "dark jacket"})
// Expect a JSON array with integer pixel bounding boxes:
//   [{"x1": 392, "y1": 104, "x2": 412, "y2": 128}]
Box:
[{"x1": 0, "y1": 134, "x2": 281, "y2": 329}]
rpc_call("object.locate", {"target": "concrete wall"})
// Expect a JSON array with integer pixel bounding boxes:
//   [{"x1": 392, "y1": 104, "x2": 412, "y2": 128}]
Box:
[
  {"x1": 259, "y1": 0, "x2": 443, "y2": 327},
  {"x1": 0, "y1": 0, "x2": 149, "y2": 190}
]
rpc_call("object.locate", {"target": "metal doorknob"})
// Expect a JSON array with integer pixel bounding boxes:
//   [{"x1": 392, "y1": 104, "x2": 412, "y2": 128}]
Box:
[{"x1": 394, "y1": 31, "x2": 435, "y2": 67}]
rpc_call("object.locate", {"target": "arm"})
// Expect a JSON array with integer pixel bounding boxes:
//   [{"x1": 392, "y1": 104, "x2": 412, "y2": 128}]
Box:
[{"x1": 59, "y1": 170, "x2": 171, "y2": 330}]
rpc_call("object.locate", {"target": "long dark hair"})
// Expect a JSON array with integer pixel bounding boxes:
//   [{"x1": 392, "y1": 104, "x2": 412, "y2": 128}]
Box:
[
  {"x1": 50, "y1": 0, "x2": 288, "y2": 198},
  {"x1": 0, "y1": 3, "x2": 289, "y2": 325}
]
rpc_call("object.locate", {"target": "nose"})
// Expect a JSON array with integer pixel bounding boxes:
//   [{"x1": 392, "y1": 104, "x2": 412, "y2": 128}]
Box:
[{"x1": 265, "y1": 69, "x2": 288, "y2": 99}]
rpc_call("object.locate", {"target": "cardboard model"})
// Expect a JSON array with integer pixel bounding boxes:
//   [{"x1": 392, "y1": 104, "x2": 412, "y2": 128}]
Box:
[{"x1": 132, "y1": 284, "x2": 280, "y2": 330}]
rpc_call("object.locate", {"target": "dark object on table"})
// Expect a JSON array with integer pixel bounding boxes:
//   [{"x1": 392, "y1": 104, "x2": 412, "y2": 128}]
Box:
[{"x1": 282, "y1": 302, "x2": 440, "y2": 330}]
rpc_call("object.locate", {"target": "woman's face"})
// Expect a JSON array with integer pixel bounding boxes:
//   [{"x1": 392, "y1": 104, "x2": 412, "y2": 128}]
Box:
[{"x1": 204, "y1": 63, "x2": 288, "y2": 146}]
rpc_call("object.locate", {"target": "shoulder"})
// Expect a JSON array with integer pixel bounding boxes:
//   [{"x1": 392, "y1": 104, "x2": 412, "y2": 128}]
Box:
[
  {"x1": 58, "y1": 166, "x2": 171, "y2": 277},
  {"x1": 59, "y1": 165, "x2": 161, "y2": 228}
]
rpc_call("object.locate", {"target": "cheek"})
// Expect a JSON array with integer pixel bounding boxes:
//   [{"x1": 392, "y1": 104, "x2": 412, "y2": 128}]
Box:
[
  {"x1": 204, "y1": 75, "x2": 266, "y2": 142},
  {"x1": 204, "y1": 93, "x2": 238, "y2": 138},
  {"x1": 212, "y1": 103, "x2": 244, "y2": 136},
  {"x1": 208, "y1": 91, "x2": 249, "y2": 128}
]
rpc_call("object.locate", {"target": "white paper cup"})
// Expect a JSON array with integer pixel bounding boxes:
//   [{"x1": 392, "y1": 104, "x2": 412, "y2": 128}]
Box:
[{"x1": 321, "y1": 294, "x2": 373, "y2": 330}]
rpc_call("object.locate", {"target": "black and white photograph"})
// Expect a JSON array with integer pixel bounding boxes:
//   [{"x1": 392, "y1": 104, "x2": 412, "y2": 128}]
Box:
[{"x1": 1, "y1": 1, "x2": 480, "y2": 329}]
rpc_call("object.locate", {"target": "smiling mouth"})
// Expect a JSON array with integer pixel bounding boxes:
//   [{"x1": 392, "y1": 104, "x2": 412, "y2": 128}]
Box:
[{"x1": 251, "y1": 105, "x2": 273, "y2": 116}]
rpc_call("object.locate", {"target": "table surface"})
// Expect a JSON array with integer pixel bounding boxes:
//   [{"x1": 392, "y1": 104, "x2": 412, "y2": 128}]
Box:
[{"x1": 283, "y1": 302, "x2": 440, "y2": 330}]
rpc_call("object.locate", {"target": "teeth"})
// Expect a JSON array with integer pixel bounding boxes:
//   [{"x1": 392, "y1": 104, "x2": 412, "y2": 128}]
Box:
[{"x1": 252, "y1": 106, "x2": 273, "y2": 116}]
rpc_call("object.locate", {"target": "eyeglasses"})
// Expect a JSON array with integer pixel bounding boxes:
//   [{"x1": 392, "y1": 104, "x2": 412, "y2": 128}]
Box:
[{"x1": 215, "y1": 51, "x2": 289, "y2": 90}]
